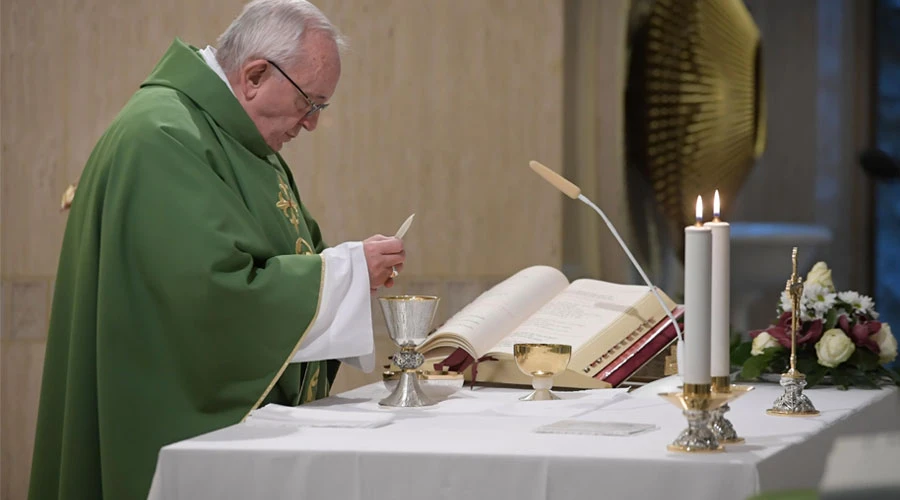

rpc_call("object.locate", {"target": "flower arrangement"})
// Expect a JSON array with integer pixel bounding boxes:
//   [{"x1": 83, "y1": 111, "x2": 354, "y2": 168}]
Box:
[{"x1": 732, "y1": 262, "x2": 900, "y2": 389}]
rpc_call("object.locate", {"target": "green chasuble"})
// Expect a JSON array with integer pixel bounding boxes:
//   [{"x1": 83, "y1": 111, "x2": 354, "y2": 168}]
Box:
[{"x1": 29, "y1": 39, "x2": 340, "y2": 500}]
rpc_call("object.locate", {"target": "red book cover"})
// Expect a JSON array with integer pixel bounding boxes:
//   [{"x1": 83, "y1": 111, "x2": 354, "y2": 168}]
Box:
[{"x1": 594, "y1": 305, "x2": 684, "y2": 387}]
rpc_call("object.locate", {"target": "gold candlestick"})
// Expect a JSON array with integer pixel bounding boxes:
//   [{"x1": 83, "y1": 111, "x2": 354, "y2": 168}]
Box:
[
  {"x1": 660, "y1": 383, "x2": 722, "y2": 453},
  {"x1": 767, "y1": 247, "x2": 819, "y2": 416},
  {"x1": 659, "y1": 382, "x2": 753, "y2": 452}
]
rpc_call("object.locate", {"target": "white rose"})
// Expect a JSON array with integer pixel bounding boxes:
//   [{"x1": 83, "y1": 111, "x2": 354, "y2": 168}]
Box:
[
  {"x1": 873, "y1": 323, "x2": 898, "y2": 364},
  {"x1": 806, "y1": 261, "x2": 834, "y2": 291},
  {"x1": 815, "y1": 328, "x2": 855, "y2": 368},
  {"x1": 751, "y1": 331, "x2": 781, "y2": 356}
]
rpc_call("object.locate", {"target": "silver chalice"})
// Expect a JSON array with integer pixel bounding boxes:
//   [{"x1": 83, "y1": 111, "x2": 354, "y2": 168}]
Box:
[{"x1": 378, "y1": 295, "x2": 440, "y2": 407}]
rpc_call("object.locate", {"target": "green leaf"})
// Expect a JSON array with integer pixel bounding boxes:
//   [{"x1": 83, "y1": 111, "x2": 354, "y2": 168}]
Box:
[
  {"x1": 831, "y1": 366, "x2": 853, "y2": 390},
  {"x1": 849, "y1": 371, "x2": 878, "y2": 389},
  {"x1": 770, "y1": 350, "x2": 790, "y2": 374},
  {"x1": 740, "y1": 357, "x2": 767, "y2": 380},
  {"x1": 824, "y1": 308, "x2": 838, "y2": 330},
  {"x1": 796, "y1": 355, "x2": 819, "y2": 375},
  {"x1": 731, "y1": 341, "x2": 753, "y2": 368},
  {"x1": 741, "y1": 348, "x2": 779, "y2": 379},
  {"x1": 865, "y1": 370, "x2": 885, "y2": 388},
  {"x1": 849, "y1": 349, "x2": 880, "y2": 371},
  {"x1": 730, "y1": 331, "x2": 741, "y2": 348},
  {"x1": 888, "y1": 367, "x2": 900, "y2": 385},
  {"x1": 805, "y1": 364, "x2": 828, "y2": 388},
  {"x1": 877, "y1": 366, "x2": 900, "y2": 386}
]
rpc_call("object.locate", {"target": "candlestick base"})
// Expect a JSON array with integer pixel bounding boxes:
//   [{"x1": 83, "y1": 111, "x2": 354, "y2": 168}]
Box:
[
  {"x1": 766, "y1": 372, "x2": 820, "y2": 416},
  {"x1": 660, "y1": 383, "x2": 731, "y2": 453},
  {"x1": 709, "y1": 377, "x2": 753, "y2": 444},
  {"x1": 708, "y1": 404, "x2": 742, "y2": 444},
  {"x1": 667, "y1": 408, "x2": 722, "y2": 452}
]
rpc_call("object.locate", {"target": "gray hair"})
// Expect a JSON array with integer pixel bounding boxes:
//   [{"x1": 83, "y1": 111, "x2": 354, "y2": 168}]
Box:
[{"x1": 216, "y1": 0, "x2": 348, "y2": 74}]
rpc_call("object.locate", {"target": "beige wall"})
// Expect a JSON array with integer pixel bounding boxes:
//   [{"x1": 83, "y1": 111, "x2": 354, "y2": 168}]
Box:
[
  {"x1": 0, "y1": 1, "x2": 564, "y2": 498},
  {"x1": 562, "y1": 0, "x2": 633, "y2": 284}
]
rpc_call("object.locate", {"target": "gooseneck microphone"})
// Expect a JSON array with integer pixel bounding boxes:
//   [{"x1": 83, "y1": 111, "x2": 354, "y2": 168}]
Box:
[{"x1": 528, "y1": 160, "x2": 684, "y2": 345}]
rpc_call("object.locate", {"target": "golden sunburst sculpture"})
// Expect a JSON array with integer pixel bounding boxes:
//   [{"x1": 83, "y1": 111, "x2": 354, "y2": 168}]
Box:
[{"x1": 626, "y1": 0, "x2": 765, "y2": 256}]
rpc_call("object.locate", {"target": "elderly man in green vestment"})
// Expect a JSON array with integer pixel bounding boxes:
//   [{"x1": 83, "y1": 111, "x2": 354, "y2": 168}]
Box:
[{"x1": 28, "y1": 1, "x2": 399, "y2": 499}]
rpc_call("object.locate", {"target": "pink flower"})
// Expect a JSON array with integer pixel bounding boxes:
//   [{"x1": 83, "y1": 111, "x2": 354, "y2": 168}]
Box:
[
  {"x1": 837, "y1": 314, "x2": 881, "y2": 353},
  {"x1": 752, "y1": 326, "x2": 792, "y2": 349},
  {"x1": 749, "y1": 312, "x2": 824, "y2": 348},
  {"x1": 798, "y1": 320, "x2": 825, "y2": 345}
]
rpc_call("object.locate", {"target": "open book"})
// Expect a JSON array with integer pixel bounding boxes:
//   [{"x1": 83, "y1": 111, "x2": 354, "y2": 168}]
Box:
[{"x1": 419, "y1": 266, "x2": 682, "y2": 388}]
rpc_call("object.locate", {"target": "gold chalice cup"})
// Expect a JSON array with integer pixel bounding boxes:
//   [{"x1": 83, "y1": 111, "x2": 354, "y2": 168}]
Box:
[
  {"x1": 378, "y1": 295, "x2": 440, "y2": 408},
  {"x1": 513, "y1": 343, "x2": 572, "y2": 401}
]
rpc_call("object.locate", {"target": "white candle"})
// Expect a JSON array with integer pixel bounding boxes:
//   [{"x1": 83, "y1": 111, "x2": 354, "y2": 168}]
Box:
[
  {"x1": 705, "y1": 190, "x2": 731, "y2": 377},
  {"x1": 684, "y1": 195, "x2": 712, "y2": 385}
]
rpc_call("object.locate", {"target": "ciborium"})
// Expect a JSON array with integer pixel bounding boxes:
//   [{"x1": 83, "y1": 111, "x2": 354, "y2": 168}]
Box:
[
  {"x1": 378, "y1": 295, "x2": 440, "y2": 408},
  {"x1": 767, "y1": 248, "x2": 820, "y2": 417},
  {"x1": 513, "y1": 343, "x2": 572, "y2": 401}
]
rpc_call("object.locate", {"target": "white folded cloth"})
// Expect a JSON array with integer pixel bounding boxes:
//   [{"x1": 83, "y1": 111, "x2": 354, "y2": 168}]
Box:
[{"x1": 246, "y1": 404, "x2": 394, "y2": 429}]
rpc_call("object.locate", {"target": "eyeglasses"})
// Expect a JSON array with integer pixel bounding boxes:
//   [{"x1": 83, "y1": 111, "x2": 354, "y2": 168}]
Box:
[{"x1": 266, "y1": 60, "x2": 329, "y2": 119}]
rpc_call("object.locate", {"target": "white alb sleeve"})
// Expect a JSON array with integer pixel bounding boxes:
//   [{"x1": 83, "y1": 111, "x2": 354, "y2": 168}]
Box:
[{"x1": 289, "y1": 241, "x2": 375, "y2": 373}]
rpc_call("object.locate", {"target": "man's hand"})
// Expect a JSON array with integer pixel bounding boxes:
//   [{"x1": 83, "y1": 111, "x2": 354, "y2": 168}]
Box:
[{"x1": 363, "y1": 235, "x2": 406, "y2": 293}]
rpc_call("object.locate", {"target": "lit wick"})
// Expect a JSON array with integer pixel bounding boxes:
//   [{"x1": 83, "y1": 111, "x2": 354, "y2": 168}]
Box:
[
  {"x1": 712, "y1": 190, "x2": 721, "y2": 223},
  {"x1": 695, "y1": 195, "x2": 704, "y2": 227}
]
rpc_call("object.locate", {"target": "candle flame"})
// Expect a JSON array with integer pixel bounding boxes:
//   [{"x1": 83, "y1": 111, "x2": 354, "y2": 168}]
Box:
[
  {"x1": 695, "y1": 195, "x2": 703, "y2": 225},
  {"x1": 713, "y1": 190, "x2": 720, "y2": 218}
]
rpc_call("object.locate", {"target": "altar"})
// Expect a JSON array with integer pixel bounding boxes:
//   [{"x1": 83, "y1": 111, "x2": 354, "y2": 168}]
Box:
[{"x1": 148, "y1": 381, "x2": 900, "y2": 500}]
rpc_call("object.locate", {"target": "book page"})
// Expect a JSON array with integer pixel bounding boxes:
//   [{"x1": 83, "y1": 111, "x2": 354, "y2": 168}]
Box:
[
  {"x1": 488, "y1": 279, "x2": 653, "y2": 356},
  {"x1": 420, "y1": 266, "x2": 569, "y2": 358}
]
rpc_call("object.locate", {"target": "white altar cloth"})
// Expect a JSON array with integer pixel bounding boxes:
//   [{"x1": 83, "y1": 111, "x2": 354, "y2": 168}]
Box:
[{"x1": 148, "y1": 381, "x2": 900, "y2": 500}]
